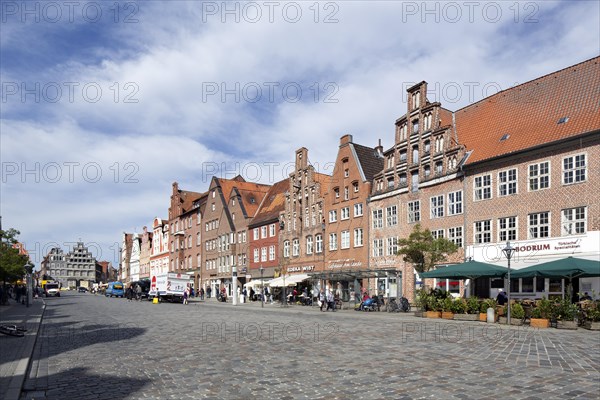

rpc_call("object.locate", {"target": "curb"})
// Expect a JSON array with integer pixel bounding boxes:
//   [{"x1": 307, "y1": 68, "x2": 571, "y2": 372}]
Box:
[{"x1": 4, "y1": 299, "x2": 46, "y2": 400}]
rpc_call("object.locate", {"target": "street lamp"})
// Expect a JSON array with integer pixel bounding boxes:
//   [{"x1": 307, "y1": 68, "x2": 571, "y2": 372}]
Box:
[
  {"x1": 259, "y1": 265, "x2": 264, "y2": 308},
  {"x1": 502, "y1": 241, "x2": 515, "y2": 326}
]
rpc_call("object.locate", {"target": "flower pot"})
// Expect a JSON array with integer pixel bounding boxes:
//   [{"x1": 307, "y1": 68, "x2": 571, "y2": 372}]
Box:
[
  {"x1": 426, "y1": 311, "x2": 441, "y2": 319},
  {"x1": 479, "y1": 313, "x2": 487, "y2": 322},
  {"x1": 530, "y1": 318, "x2": 550, "y2": 329},
  {"x1": 584, "y1": 321, "x2": 600, "y2": 330},
  {"x1": 441, "y1": 312, "x2": 454, "y2": 320},
  {"x1": 454, "y1": 314, "x2": 479, "y2": 321},
  {"x1": 556, "y1": 320, "x2": 577, "y2": 330}
]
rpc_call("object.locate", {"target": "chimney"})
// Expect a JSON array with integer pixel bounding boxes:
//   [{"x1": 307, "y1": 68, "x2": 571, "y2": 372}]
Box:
[
  {"x1": 375, "y1": 139, "x2": 383, "y2": 157},
  {"x1": 340, "y1": 134, "x2": 353, "y2": 146}
]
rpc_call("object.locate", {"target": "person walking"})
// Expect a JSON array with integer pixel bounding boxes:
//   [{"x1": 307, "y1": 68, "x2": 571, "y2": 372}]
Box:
[
  {"x1": 126, "y1": 285, "x2": 134, "y2": 302},
  {"x1": 135, "y1": 284, "x2": 142, "y2": 301},
  {"x1": 319, "y1": 290, "x2": 326, "y2": 312},
  {"x1": 326, "y1": 290, "x2": 335, "y2": 312},
  {"x1": 206, "y1": 286, "x2": 212, "y2": 299},
  {"x1": 199, "y1": 287, "x2": 205, "y2": 300},
  {"x1": 183, "y1": 288, "x2": 189, "y2": 305}
]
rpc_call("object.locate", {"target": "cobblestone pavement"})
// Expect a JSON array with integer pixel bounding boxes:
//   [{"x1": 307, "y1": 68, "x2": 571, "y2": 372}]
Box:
[{"x1": 20, "y1": 293, "x2": 600, "y2": 399}]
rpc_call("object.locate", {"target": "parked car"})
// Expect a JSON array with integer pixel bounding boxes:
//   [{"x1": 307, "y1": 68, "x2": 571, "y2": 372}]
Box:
[{"x1": 78, "y1": 287, "x2": 88, "y2": 293}]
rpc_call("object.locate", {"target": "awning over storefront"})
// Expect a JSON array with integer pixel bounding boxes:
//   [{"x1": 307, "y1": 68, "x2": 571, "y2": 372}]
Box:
[
  {"x1": 266, "y1": 274, "x2": 311, "y2": 287},
  {"x1": 309, "y1": 269, "x2": 401, "y2": 281}
]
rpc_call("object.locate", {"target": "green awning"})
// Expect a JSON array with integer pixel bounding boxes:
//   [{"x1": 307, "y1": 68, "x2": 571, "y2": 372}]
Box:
[
  {"x1": 420, "y1": 260, "x2": 508, "y2": 280},
  {"x1": 510, "y1": 257, "x2": 600, "y2": 279}
]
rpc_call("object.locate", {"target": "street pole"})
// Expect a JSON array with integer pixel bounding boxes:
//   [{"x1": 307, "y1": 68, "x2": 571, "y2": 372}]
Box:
[
  {"x1": 260, "y1": 266, "x2": 264, "y2": 308},
  {"x1": 502, "y1": 242, "x2": 515, "y2": 326},
  {"x1": 232, "y1": 266, "x2": 238, "y2": 306}
]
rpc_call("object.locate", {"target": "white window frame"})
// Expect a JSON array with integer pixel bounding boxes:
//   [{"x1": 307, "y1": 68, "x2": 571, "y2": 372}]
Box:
[
  {"x1": 269, "y1": 224, "x2": 276, "y2": 237},
  {"x1": 261, "y1": 247, "x2": 267, "y2": 262},
  {"x1": 498, "y1": 168, "x2": 518, "y2": 197},
  {"x1": 354, "y1": 203, "x2": 363, "y2": 217},
  {"x1": 562, "y1": 153, "x2": 587, "y2": 185},
  {"x1": 430, "y1": 195, "x2": 444, "y2": 219},
  {"x1": 474, "y1": 220, "x2": 492, "y2": 244},
  {"x1": 283, "y1": 240, "x2": 290, "y2": 258},
  {"x1": 261, "y1": 226, "x2": 267, "y2": 239},
  {"x1": 253, "y1": 248, "x2": 259, "y2": 263},
  {"x1": 386, "y1": 205, "x2": 397, "y2": 226},
  {"x1": 386, "y1": 237, "x2": 398, "y2": 256},
  {"x1": 408, "y1": 201, "x2": 420, "y2": 223},
  {"x1": 329, "y1": 233, "x2": 338, "y2": 251},
  {"x1": 269, "y1": 245, "x2": 275, "y2": 261},
  {"x1": 373, "y1": 239, "x2": 383, "y2": 257},
  {"x1": 353, "y1": 228, "x2": 363, "y2": 247},
  {"x1": 528, "y1": 161, "x2": 550, "y2": 191},
  {"x1": 292, "y1": 239, "x2": 300, "y2": 257},
  {"x1": 447, "y1": 190, "x2": 463, "y2": 216},
  {"x1": 306, "y1": 236, "x2": 313, "y2": 255},
  {"x1": 341, "y1": 207, "x2": 350, "y2": 220},
  {"x1": 372, "y1": 209, "x2": 383, "y2": 228},
  {"x1": 498, "y1": 216, "x2": 518, "y2": 242},
  {"x1": 561, "y1": 207, "x2": 586, "y2": 236},
  {"x1": 528, "y1": 212, "x2": 550, "y2": 239},
  {"x1": 329, "y1": 210, "x2": 337, "y2": 223},
  {"x1": 315, "y1": 234, "x2": 323, "y2": 253},
  {"x1": 474, "y1": 174, "x2": 492, "y2": 201},
  {"x1": 448, "y1": 227, "x2": 463, "y2": 248},
  {"x1": 341, "y1": 231, "x2": 350, "y2": 249},
  {"x1": 253, "y1": 228, "x2": 259, "y2": 240}
]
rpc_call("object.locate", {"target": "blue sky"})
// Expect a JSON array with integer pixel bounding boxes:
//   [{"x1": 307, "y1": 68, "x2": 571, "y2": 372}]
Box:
[{"x1": 1, "y1": 0, "x2": 599, "y2": 268}]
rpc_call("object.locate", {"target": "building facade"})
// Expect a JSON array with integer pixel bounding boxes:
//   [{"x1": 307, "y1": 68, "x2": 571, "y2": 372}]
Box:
[
  {"x1": 202, "y1": 176, "x2": 270, "y2": 295},
  {"x1": 139, "y1": 226, "x2": 152, "y2": 280},
  {"x1": 42, "y1": 242, "x2": 98, "y2": 289},
  {"x1": 150, "y1": 217, "x2": 170, "y2": 279},
  {"x1": 279, "y1": 148, "x2": 331, "y2": 278}
]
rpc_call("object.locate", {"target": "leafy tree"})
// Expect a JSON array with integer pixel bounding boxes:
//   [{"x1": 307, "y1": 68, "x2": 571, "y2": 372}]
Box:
[
  {"x1": 0, "y1": 228, "x2": 30, "y2": 282},
  {"x1": 397, "y1": 224, "x2": 458, "y2": 273}
]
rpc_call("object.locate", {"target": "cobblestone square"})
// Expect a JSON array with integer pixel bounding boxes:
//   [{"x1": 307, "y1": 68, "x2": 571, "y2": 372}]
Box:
[{"x1": 19, "y1": 293, "x2": 600, "y2": 399}]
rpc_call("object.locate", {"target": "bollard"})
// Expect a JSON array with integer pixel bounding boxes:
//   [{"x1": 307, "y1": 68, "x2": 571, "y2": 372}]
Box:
[{"x1": 487, "y1": 307, "x2": 495, "y2": 323}]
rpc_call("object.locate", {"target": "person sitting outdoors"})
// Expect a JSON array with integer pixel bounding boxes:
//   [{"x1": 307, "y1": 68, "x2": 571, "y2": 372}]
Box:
[
  {"x1": 580, "y1": 292, "x2": 593, "y2": 301},
  {"x1": 496, "y1": 291, "x2": 508, "y2": 306}
]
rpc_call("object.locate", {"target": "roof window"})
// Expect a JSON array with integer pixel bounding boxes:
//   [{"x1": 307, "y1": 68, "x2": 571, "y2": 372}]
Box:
[
  {"x1": 499, "y1": 133, "x2": 510, "y2": 142},
  {"x1": 557, "y1": 117, "x2": 569, "y2": 124}
]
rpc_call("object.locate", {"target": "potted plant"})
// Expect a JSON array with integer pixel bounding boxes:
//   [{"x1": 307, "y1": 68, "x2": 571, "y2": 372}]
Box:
[
  {"x1": 480, "y1": 298, "x2": 497, "y2": 322},
  {"x1": 452, "y1": 298, "x2": 477, "y2": 321},
  {"x1": 530, "y1": 297, "x2": 551, "y2": 328},
  {"x1": 426, "y1": 295, "x2": 442, "y2": 318},
  {"x1": 553, "y1": 299, "x2": 578, "y2": 330},
  {"x1": 441, "y1": 297, "x2": 454, "y2": 319},
  {"x1": 583, "y1": 305, "x2": 600, "y2": 330},
  {"x1": 414, "y1": 288, "x2": 428, "y2": 317},
  {"x1": 499, "y1": 303, "x2": 525, "y2": 325}
]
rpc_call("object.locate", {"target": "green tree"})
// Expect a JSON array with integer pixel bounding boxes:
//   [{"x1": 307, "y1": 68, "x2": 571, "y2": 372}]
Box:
[
  {"x1": 0, "y1": 228, "x2": 30, "y2": 282},
  {"x1": 397, "y1": 224, "x2": 458, "y2": 273}
]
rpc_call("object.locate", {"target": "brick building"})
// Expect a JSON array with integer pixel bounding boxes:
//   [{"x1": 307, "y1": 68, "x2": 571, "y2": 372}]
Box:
[
  {"x1": 369, "y1": 56, "x2": 600, "y2": 302},
  {"x1": 458, "y1": 57, "x2": 600, "y2": 299},
  {"x1": 321, "y1": 134, "x2": 383, "y2": 299},
  {"x1": 168, "y1": 182, "x2": 207, "y2": 290},
  {"x1": 149, "y1": 217, "x2": 170, "y2": 279},
  {"x1": 202, "y1": 176, "x2": 270, "y2": 296},
  {"x1": 139, "y1": 226, "x2": 152, "y2": 280},
  {"x1": 248, "y1": 179, "x2": 289, "y2": 281},
  {"x1": 279, "y1": 148, "x2": 331, "y2": 284}
]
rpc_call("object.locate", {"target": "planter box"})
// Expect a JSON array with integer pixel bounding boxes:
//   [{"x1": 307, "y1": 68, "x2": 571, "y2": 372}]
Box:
[
  {"x1": 498, "y1": 317, "x2": 507, "y2": 324},
  {"x1": 441, "y1": 312, "x2": 454, "y2": 320},
  {"x1": 499, "y1": 317, "x2": 523, "y2": 325},
  {"x1": 530, "y1": 318, "x2": 550, "y2": 329},
  {"x1": 556, "y1": 320, "x2": 577, "y2": 330},
  {"x1": 454, "y1": 314, "x2": 479, "y2": 321},
  {"x1": 426, "y1": 311, "x2": 441, "y2": 319},
  {"x1": 414, "y1": 311, "x2": 424, "y2": 318},
  {"x1": 584, "y1": 321, "x2": 600, "y2": 331}
]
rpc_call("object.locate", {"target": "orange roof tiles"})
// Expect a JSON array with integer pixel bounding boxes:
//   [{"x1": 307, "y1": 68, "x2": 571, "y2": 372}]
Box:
[
  {"x1": 215, "y1": 176, "x2": 271, "y2": 218},
  {"x1": 456, "y1": 57, "x2": 600, "y2": 165},
  {"x1": 250, "y1": 179, "x2": 289, "y2": 227}
]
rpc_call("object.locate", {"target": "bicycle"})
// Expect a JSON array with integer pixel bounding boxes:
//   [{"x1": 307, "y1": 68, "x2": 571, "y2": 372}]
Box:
[{"x1": 0, "y1": 324, "x2": 27, "y2": 337}]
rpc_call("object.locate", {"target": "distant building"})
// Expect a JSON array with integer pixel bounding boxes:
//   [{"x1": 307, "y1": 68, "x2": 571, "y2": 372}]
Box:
[{"x1": 41, "y1": 242, "x2": 97, "y2": 289}]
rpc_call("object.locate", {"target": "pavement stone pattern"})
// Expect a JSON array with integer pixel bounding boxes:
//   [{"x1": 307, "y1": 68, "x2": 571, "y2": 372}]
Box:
[
  {"x1": 0, "y1": 298, "x2": 45, "y2": 400},
  {"x1": 18, "y1": 293, "x2": 600, "y2": 399}
]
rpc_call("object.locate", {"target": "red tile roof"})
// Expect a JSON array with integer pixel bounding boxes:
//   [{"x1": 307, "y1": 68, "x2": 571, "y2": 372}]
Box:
[
  {"x1": 249, "y1": 178, "x2": 289, "y2": 227},
  {"x1": 456, "y1": 57, "x2": 600, "y2": 164},
  {"x1": 216, "y1": 176, "x2": 271, "y2": 218}
]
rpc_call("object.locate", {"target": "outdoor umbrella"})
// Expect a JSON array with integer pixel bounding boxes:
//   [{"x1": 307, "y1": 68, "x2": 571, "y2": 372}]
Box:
[
  {"x1": 510, "y1": 257, "x2": 600, "y2": 279},
  {"x1": 511, "y1": 257, "x2": 600, "y2": 300},
  {"x1": 420, "y1": 260, "x2": 508, "y2": 280},
  {"x1": 420, "y1": 260, "x2": 508, "y2": 297}
]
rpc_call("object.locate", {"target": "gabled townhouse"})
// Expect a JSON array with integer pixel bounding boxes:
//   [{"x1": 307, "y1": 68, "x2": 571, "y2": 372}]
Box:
[
  {"x1": 168, "y1": 182, "x2": 207, "y2": 290},
  {"x1": 202, "y1": 176, "x2": 270, "y2": 296},
  {"x1": 369, "y1": 81, "x2": 467, "y2": 301},
  {"x1": 139, "y1": 226, "x2": 152, "y2": 280},
  {"x1": 457, "y1": 56, "x2": 600, "y2": 299},
  {"x1": 279, "y1": 148, "x2": 332, "y2": 283},
  {"x1": 321, "y1": 134, "x2": 383, "y2": 299},
  {"x1": 119, "y1": 233, "x2": 132, "y2": 283},
  {"x1": 248, "y1": 179, "x2": 289, "y2": 281},
  {"x1": 149, "y1": 217, "x2": 170, "y2": 279}
]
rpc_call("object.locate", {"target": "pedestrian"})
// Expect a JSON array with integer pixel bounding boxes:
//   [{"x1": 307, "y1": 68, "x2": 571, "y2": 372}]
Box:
[
  {"x1": 200, "y1": 287, "x2": 204, "y2": 300},
  {"x1": 135, "y1": 284, "x2": 142, "y2": 301},
  {"x1": 126, "y1": 285, "x2": 134, "y2": 302},
  {"x1": 206, "y1": 286, "x2": 212, "y2": 299},
  {"x1": 242, "y1": 287, "x2": 247, "y2": 303},
  {"x1": 496, "y1": 291, "x2": 508, "y2": 306},
  {"x1": 319, "y1": 290, "x2": 326, "y2": 312},
  {"x1": 326, "y1": 290, "x2": 335, "y2": 312},
  {"x1": 183, "y1": 288, "x2": 189, "y2": 305}
]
